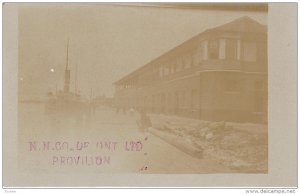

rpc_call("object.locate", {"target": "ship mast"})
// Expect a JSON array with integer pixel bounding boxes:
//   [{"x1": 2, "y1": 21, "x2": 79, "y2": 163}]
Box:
[
  {"x1": 66, "y1": 39, "x2": 69, "y2": 71},
  {"x1": 64, "y1": 39, "x2": 71, "y2": 93},
  {"x1": 75, "y1": 62, "x2": 78, "y2": 94}
]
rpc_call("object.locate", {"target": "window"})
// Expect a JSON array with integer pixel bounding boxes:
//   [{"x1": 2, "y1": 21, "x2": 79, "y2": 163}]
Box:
[
  {"x1": 208, "y1": 39, "x2": 219, "y2": 59},
  {"x1": 243, "y1": 42, "x2": 257, "y2": 62},
  {"x1": 198, "y1": 45, "x2": 203, "y2": 62},
  {"x1": 219, "y1": 39, "x2": 226, "y2": 59},
  {"x1": 192, "y1": 40, "x2": 208, "y2": 65},
  {"x1": 159, "y1": 66, "x2": 164, "y2": 77},
  {"x1": 176, "y1": 59, "x2": 182, "y2": 72},
  {"x1": 226, "y1": 39, "x2": 237, "y2": 60},
  {"x1": 164, "y1": 65, "x2": 170, "y2": 76},
  {"x1": 192, "y1": 51, "x2": 198, "y2": 66},
  {"x1": 183, "y1": 55, "x2": 191, "y2": 69},
  {"x1": 170, "y1": 63, "x2": 175, "y2": 74}
]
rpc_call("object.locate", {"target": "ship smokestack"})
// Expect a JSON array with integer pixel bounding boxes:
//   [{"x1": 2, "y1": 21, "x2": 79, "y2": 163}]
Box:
[
  {"x1": 64, "y1": 39, "x2": 70, "y2": 93},
  {"x1": 64, "y1": 69, "x2": 70, "y2": 93}
]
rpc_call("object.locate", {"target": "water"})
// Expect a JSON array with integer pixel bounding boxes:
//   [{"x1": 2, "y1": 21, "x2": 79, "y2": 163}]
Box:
[
  {"x1": 17, "y1": 103, "x2": 148, "y2": 173},
  {"x1": 17, "y1": 103, "x2": 234, "y2": 174}
]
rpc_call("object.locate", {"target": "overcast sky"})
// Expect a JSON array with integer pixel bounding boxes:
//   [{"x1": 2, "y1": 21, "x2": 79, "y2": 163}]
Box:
[{"x1": 18, "y1": 3, "x2": 267, "y2": 100}]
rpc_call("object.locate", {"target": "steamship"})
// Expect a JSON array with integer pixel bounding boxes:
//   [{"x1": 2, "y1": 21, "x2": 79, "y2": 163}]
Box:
[{"x1": 44, "y1": 42, "x2": 88, "y2": 121}]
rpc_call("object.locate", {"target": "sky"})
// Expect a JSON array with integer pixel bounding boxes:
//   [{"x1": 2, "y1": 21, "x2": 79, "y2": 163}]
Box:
[{"x1": 18, "y1": 3, "x2": 267, "y2": 100}]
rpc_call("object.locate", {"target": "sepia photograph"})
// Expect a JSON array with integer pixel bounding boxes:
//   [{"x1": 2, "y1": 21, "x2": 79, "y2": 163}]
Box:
[
  {"x1": 2, "y1": 2, "x2": 298, "y2": 188},
  {"x1": 17, "y1": 3, "x2": 268, "y2": 174}
]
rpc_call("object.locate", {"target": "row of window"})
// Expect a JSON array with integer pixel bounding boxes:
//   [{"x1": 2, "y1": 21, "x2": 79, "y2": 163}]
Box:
[
  {"x1": 117, "y1": 39, "x2": 266, "y2": 89},
  {"x1": 158, "y1": 39, "x2": 260, "y2": 77}
]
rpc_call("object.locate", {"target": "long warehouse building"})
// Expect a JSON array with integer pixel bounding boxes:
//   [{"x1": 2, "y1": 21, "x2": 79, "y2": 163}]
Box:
[{"x1": 114, "y1": 16, "x2": 267, "y2": 123}]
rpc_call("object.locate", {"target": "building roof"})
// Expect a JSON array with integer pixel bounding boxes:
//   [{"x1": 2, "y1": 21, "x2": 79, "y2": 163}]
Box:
[
  {"x1": 122, "y1": 3, "x2": 268, "y2": 12},
  {"x1": 114, "y1": 16, "x2": 267, "y2": 85},
  {"x1": 212, "y1": 16, "x2": 267, "y2": 33}
]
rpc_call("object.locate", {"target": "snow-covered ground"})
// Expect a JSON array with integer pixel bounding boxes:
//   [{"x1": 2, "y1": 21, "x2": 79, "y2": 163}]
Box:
[{"x1": 148, "y1": 114, "x2": 268, "y2": 173}]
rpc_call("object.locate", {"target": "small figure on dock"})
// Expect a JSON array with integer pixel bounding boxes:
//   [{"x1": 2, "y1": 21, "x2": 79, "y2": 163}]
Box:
[{"x1": 136, "y1": 108, "x2": 152, "y2": 132}]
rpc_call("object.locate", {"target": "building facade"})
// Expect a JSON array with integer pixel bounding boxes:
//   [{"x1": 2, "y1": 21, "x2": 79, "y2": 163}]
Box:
[{"x1": 114, "y1": 16, "x2": 267, "y2": 123}]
